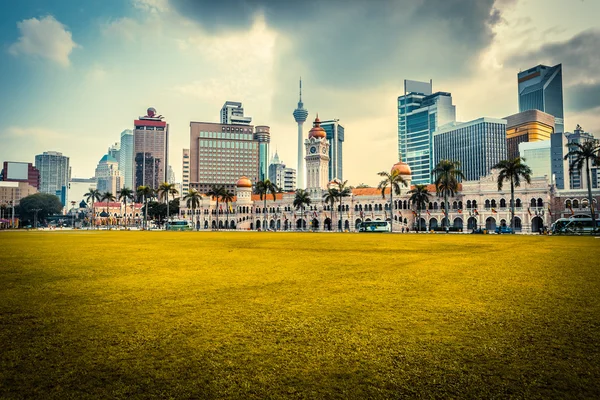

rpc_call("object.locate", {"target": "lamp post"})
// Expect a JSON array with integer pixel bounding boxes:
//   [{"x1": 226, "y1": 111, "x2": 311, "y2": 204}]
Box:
[
  {"x1": 70, "y1": 201, "x2": 77, "y2": 228},
  {"x1": 9, "y1": 199, "x2": 15, "y2": 229}
]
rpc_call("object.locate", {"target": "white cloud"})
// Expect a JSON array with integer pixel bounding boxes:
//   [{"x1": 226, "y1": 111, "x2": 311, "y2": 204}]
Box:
[
  {"x1": 9, "y1": 16, "x2": 78, "y2": 67},
  {"x1": 102, "y1": 18, "x2": 141, "y2": 42},
  {"x1": 132, "y1": 0, "x2": 170, "y2": 13}
]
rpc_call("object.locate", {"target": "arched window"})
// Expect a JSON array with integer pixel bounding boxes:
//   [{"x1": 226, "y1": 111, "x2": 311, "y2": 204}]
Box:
[
  {"x1": 485, "y1": 199, "x2": 491, "y2": 208},
  {"x1": 566, "y1": 199, "x2": 572, "y2": 208},
  {"x1": 572, "y1": 199, "x2": 578, "y2": 209},
  {"x1": 537, "y1": 198, "x2": 543, "y2": 207},
  {"x1": 530, "y1": 198, "x2": 536, "y2": 207},
  {"x1": 403, "y1": 200, "x2": 408, "y2": 209},
  {"x1": 429, "y1": 202, "x2": 433, "y2": 210},
  {"x1": 452, "y1": 201, "x2": 458, "y2": 210},
  {"x1": 355, "y1": 205, "x2": 359, "y2": 211},
  {"x1": 466, "y1": 200, "x2": 472, "y2": 209},
  {"x1": 491, "y1": 199, "x2": 497, "y2": 208},
  {"x1": 433, "y1": 202, "x2": 438, "y2": 210},
  {"x1": 515, "y1": 199, "x2": 521, "y2": 208},
  {"x1": 500, "y1": 198, "x2": 506, "y2": 208},
  {"x1": 582, "y1": 199, "x2": 589, "y2": 208},
  {"x1": 394, "y1": 200, "x2": 398, "y2": 209},
  {"x1": 514, "y1": 217, "x2": 522, "y2": 230},
  {"x1": 472, "y1": 200, "x2": 478, "y2": 209}
]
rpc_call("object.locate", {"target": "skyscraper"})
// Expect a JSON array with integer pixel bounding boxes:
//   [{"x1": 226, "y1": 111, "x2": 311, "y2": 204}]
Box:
[
  {"x1": 133, "y1": 107, "x2": 169, "y2": 190},
  {"x1": 108, "y1": 142, "x2": 120, "y2": 163},
  {"x1": 504, "y1": 110, "x2": 555, "y2": 159},
  {"x1": 293, "y1": 79, "x2": 308, "y2": 189},
  {"x1": 268, "y1": 152, "x2": 296, "y2": 192},
  {"x1": 182, "y1": 149, "x2": 190, "y2": 195},
  {"x1": 34, "y1": 151, "x2": 70, "y2": 206},
  {"x1": 433, "y1": 118, "x2": 507, "y2": 181},
  {"x1": 518, "y1": 64, "x2": 564, "y2": 133},
  {"x1": 119, "y1": 129, "x2": 133, "y2": 189},
  {"x1": 321, "y1": 119, "x2": 344, "y2": 181},
  {"x1": 189, "y1": 121, "x2": 258, "y2": 194},
  {"x1": 220, "y1": 101, "x2": 252, "y2": 125},
  {"x1": 566, "y1": 125, "x2": 599, "y2": 189},
  {"x1": 398, "y1": 80, "x2": 456, "y2": 185},
  {"x1": 95, "y1": 154, "x2": 123, "y2": 194},
  {"x1": 254, "y1": 126, "x2": 270, "y2": 181}
]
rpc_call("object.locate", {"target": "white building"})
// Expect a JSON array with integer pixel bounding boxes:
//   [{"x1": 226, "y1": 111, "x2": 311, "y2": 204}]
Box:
[
  {"x1": 119, "y1": 129, "x2": 134, "y2": 189},
  {"x1": 220, "y1": 101, "x2": 252, "y2": 125},
  {"x1": 268, "y1": 152, "x2": 296, "y2": 192},
  {"x1": 182, "y1": 148, "x2": 190, "y2": 195},
  {"x1": 95, "y1": 154, "x2": 123, "y2": 195}
]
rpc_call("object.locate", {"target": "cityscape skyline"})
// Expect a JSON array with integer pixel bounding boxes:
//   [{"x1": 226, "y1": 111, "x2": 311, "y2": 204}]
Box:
[{"x1": 0, "y1": 0, "x2": 599, "y2": 187}]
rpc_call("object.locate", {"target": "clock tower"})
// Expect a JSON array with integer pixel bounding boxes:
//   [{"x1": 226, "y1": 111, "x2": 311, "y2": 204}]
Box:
[{"x1": 304, "y1": 115, "x2": 330, "y2": 199}]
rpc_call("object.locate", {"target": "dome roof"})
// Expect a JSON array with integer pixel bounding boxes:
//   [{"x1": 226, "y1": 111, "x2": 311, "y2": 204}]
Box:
[
  {"x1": 236, "y1": 176, "x2": 252, "y2": 188},
  {"x1": 308, "y1": 115, "x2": 326, "y2": 139},
  {"x1": 391, "y1": 160, "x2": 412, "y2": 176},
  {"x1": 99, "y1": 154, "x2": 118, "y2": 164}
]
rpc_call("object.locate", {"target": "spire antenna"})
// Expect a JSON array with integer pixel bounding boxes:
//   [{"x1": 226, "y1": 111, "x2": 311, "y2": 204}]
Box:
[{"x1": 299, "y1": 77, "x2": 302, "y2": 102}]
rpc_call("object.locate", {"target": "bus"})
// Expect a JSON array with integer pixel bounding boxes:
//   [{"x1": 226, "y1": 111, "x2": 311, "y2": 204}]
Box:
[
  {"x1": 166, "y1": 220, "x2": 193, "y2": 231},
  {"x1": 358, "y1": 221, "x2": 391, "y2": 232},
  {"x1": 551, "y1": 215, "x2": 599, "y2": 234}
]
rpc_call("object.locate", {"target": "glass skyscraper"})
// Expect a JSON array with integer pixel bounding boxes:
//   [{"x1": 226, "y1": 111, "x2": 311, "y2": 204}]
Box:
[
  {"x1": 433, "y1": 118, "x2": 507, "y2": 182},
  {"x1": 254, "y1": 126, "x2": 270, "y2": 182},
  {"x1": 398, "y1": 80, "x2": 455, "y2": 185},
  {"x1": 34, "y1": 151, "x2": 70, "y2": 207},
  {"x1": 518, "y1": 64, "x2": 564, "y2": 133},
  {"x1": 119, "y1": 129, "x2": 133, "y2": 189},
  {"x1": 321, "y1": 119, "x2": 344, "y2": 181}
]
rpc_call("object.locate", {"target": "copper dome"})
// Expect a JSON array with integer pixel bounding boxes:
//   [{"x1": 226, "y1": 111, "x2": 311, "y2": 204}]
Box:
[
  {"x1": 391, "y1": 161, "x2": 412, "y2": 176},
  {"x1": 308, "y1": 115, "x2": 326, "y2": 139},
  {"x1": 236, "y1": 176, "x2": 252, "y2": 188}
]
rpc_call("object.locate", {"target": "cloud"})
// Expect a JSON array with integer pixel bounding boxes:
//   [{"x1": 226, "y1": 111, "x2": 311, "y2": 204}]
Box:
[
  {"x1": 8, "y1": 16, "x2": 78, "y2": 67},
  {"x1": 133, "y1": 0, "x2": 170, "y2": 13}
]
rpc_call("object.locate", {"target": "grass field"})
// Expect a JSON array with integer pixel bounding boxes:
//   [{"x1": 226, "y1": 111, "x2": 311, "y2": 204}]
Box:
[{"x1": 1, "y1": 232, "x2": 600, "y2": 399}]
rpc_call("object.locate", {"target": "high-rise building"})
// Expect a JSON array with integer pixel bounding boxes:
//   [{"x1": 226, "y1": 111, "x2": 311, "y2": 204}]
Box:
[
  {"x1": 321, "y1": 119, "x2": 344, "y2": 181},
  {"x1": 504, "y1": 110, "x2": 555, "y2": 159},
  {"x1": 255, "y1": 126, "x2": 270, "y2": 181},
  {"x1": 398, "y1": 80, "x2": 456, "y2": 185},
  {"x1": 220, "y1": 101, "x2": 252, "y2": 125},
  {"x1": 119, "y1": 130, "x2": 133, "y2": 189},
  {"x1": 34, "y1": 151, "x2": 70, "y2": 207},
  {"x1": 182, "y1": 149, "x2": 190, "y2": 195},
  {"x1": 108, "y1": 142, "x2": 120, "y2": 163},
  {"x1": 433, "y1": 117, "x2": 507, "y2": 181},
  {"x1": 268, "y1": 152, "x2": 296, "y2": 192},
  {"x1": 95, "y1": 154, "x2": 123, "y2": 194},
  {"x1": 189, "y1": 121, "x2": 258, "y2": 194},
  {"x1": 1, "y1": 161, "x2": 40, "y2": 189},
  {"x1": 550, "y1": 131, "x2": 568, "y2": 189},
  {"x1": 305, "y1": 116, "x2": 330, "y2": 199},
  {"x1": 566, "y1": 125, "x2": 599, "y2": 189},
  {"x1": 167, "y1": 165, "x2": 176, "y2": 184},
  {"x1": 518, "y1": 140, "x2": 552, "y2": 180},
  {"x1": 293, "y1": 79, "x2": 308, "y2": 189},
  {"x1": 133, "y1": 107, "x2": 169, "y2": 190},
  {"x1": 518, "y1": 63, "x2": 564, "y2": 133}
]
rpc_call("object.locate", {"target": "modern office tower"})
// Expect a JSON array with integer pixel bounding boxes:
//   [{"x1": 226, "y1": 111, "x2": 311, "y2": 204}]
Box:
[
  {"x1": 519, "y1": 140, "x2": 552, "y2": 179},
  {"x1": 34, "y1": 151, "x2": 70, "y2": 206},
  {"x1": 398, "y1": 79, "x2": 456, "y2": 185},
  {"x1": 566, "y1": 125, "x2": 599, "y2": 189},
  {"x1": 518, "y1": 63, "x2": 564, "y2": 133},
  {"x1": 268, "y1": 152, "x2": 297, "y2": 192},
  {"x1": 182, "y1": 149, "x2": 190, "y2": 195},
  {"x1": 68, "y1": 178, "x2": 96, "y2": 206},
  {"x1": 254, "y1": 126, "x2": 270, "y2": 181},
  {"x1": 133, "y1": 107, "x2": 169, "y2": 190},
  {"x1": 119, "y1": 130, "x2": 133, "y2": 189},
  {"x1": 293, "y1": 78, "x2": 308, "y2": 189},
  {"x1": 220, "y1": 101, "x2": 252, "y2": 125},
  {"x1": 504, "y1": 110, "x2": 555, "y2": 159},
  {"x1": 189, "y1": 121, "x2": 258, "y2": 194},
  {"x1": 550, "y1": 131, "x2": 568, "y2": 189},
  {"x1": 167, "y1": 165, "x2": 176, "y2": 184},
  {"x1": 108, "y1": 142, "x2": 120, "y2": 164},
  {"x1": 95, "y1": 154, "x2": 123, "y2": 194},
  {"x1": 321, "y1": 119, "x2": 344, "y2": 181},
  {"x1": 1, "y1": 162, "x2": 40, "y2": 189},
  {"x1": 433, "y1": 117, "x2": 507, "y2": 181}
]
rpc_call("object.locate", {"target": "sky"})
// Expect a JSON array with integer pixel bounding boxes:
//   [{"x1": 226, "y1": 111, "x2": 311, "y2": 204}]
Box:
[{"x1": 0, "y1": 0, "x2": 599, "y2": 187}]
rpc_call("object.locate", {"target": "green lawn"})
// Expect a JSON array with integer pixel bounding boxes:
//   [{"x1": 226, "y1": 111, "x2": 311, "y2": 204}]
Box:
[{"x1": 1, "y1": 232, "x2": 599, "y2": 399}]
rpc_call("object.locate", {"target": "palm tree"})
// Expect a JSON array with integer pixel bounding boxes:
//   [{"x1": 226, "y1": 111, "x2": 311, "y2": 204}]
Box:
[
  {"x1": 293, "y1": 189, "x2": 311, "y2": 231},
  {"x1": 84, "y1": 188, "x2": 102, "y2": 229},
  {"x1": 336, "y1": 180, "x2": 352, "y2": 232},
  {"x1": 206, "y1": 185, "x2": 226, "y2": 230},
  {"x1": 432, "y1": 160, "x2": 465, "y2": 232},
  {"x1": 158, "y1": 182, "x2": 179, "y2": 227},
  {"x1": 322, "y1": 187, "x2": 339, "y2": 231},
  {"x1": 117, "y1": 187, "x2": 134, "y2": 228},
  {"x1": 136, "y1": 186, "x2": 154, "y2": 229},
  {"x1": 408, "y1": 184, "x2": 430, "y2": 232},
  {"x1": 564, "y1": 139, "x2": 600, "y2": 232},
  {"x1": 255, "y1": 179, "x2": 279, "y2": 231},
  {"x1": 221, "y1": 190, "x2": 235, "y2": 230},
  {"x1": 492, "y1": 157, "x2": 532, "y2": 234},
  {"x1": 377, "y1": 170, "x2": 407, "y2": 232},
  {"x1": 101, "y1": 192, "x2": 116, "y2": 228},
  {"x1": 183, "y1": 189, "x2": 202, "y2": 230}
]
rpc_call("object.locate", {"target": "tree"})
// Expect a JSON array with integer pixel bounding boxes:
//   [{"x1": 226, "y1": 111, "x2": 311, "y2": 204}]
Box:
[
  {"x1": 432, "y1": 160, "x2": 465, "y2": 232},
  {"x1": 183, "y1": 189, "x2": 202, "y2": 230},
  {"x1": 101, "y1": 192, "x2": 116, "y2": 227},
  {"x1": 136, "y1": 186, "x2": 154, "y2": 229},
  {"x1": 118, "y1": 187, "x2": 134, "y2": 228},
  {"x1": 84, "y1": 188, "x2": 102, "y2": 229},
  {"x1": 377, "y1": 170, "x2": 407, "y2": 232},
  {"x1": 255, "y1": 179, "x2": 279, "y2": 231},
  {"x1": 322, "y1": 187, "x2": 339, "y2": 231},
  {"x1": 293, "y1": 189, "x2": 311, "y2": 231},
  {"x1": 564, "y1": 139, "x2": 600, "y2": 232},
  {"x1": 206, "y1": 185, "x2": 226, "y2": 230},
  {"x1": 221, "y1": 190, "x2": 235, "y2": 230},
  {"x1": 492, "y1": 157, "x2": 532, "y2": 234},
  {"x1": 408, "y1": 184, "x2": 430, "y2": 232},
  {"x1": 18, "y1": 193, "x2": 63, "y2": 225},
  {"x1": 158, "y1": 182, "x2": 179, "y2": 226}
]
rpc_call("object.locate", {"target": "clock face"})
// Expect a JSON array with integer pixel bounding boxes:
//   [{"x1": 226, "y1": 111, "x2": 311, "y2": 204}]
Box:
[
  {"x1": 310, "y1": 146, "x2": 317, "y2": 154},
  {"x1": 322, "y1": 148, "x2": 327, "y2": 154}
]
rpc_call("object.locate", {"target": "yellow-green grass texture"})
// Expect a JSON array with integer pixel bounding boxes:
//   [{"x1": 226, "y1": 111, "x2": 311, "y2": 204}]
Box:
[{"x1": 1, "y1": 232, "x2": 600, "y2": 399}]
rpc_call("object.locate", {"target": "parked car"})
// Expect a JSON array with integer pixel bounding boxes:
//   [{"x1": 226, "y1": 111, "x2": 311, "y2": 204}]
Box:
[{"x1": 495, "y1": 226, "x2": 513, "y2": 234}]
